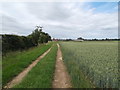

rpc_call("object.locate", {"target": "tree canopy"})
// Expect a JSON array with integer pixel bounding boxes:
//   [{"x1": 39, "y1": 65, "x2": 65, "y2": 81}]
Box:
[{"x1": 2, "y1": 26, "x2": 51, "y2": 55}]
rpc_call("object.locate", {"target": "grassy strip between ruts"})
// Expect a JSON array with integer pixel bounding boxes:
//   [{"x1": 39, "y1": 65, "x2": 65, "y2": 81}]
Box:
[
  {"x1": 3, "y1": 42, "x2": 53, "y2": 87},
  {"x1": 14, "y1": 43, "x2": 57, "y2": 88}
]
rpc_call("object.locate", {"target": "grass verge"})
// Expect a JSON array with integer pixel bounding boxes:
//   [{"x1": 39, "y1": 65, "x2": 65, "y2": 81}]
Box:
[
  {"x1": 14, "y1": 43, "x2": 57, "y2": 88},
  {"x1": 2, "y1": 42, "x2": 53, "y2": 86}
]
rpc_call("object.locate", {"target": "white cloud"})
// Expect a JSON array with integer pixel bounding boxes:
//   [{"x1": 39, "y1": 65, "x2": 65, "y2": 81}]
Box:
[{"x1": 0, "y1": 2, "x2": 118, "y2": 39}]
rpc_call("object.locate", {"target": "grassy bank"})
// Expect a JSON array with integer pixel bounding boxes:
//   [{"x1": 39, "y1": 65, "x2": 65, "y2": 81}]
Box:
[
  {"x1": 14, "y1": 43, "x2": 57, "y2": 88},
  {"x1": 59, "y1": 41, "x2": 118, "y2": 88},
  {"x1": 2, "y1": 42, "x2": 53, "y2": 86}
]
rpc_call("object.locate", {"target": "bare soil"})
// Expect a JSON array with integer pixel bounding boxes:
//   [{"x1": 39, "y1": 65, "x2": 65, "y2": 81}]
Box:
[
  {"x1": 52, "y1": 44, "x2": 72, "y2": 88},
  {"x1": 4, "y1": 48, "x2": 51, "y2": 88}
]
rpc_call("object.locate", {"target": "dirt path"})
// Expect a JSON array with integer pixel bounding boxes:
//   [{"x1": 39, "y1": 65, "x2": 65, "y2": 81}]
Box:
[
  {"x1": 4, "y1": 48, "x2": 51, "y2": 88},
  {"x1": 52, "y1": 44, "x2": 72, "y2": 88}
]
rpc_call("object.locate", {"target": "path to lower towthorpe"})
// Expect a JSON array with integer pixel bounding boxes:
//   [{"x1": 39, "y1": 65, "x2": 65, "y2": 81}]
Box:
[
  {"x1": 52, "y1": 44, "x2": 72, "y2": 88},
  {"x1": 4, "y1": 48, "x2": 51, "y2": 88}
]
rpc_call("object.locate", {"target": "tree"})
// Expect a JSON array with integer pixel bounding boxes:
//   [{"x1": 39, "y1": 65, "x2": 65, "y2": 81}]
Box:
[
  {"x1": 77, "y1": 37, "x2": 83, "y2": 40},
  {"x1": 29, "y1": 26, "x2": 51, "y2": 44}
]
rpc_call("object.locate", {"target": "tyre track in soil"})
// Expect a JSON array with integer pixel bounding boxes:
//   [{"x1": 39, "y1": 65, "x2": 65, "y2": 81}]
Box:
[
  {"x1": 52, "y1": 44, "x2": 72, "y2": 88},
  {"x1": 4, "y1": 47, "x2": 51, "y2": 89}
]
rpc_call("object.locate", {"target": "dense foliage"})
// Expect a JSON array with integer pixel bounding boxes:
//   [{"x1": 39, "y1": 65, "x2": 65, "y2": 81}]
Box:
[
  {"x1": 60, "y1": 41, "x2": 118, "y2": 88},
  {"x1": 2, "y1": 27, "x2": 51, "y2": 55}
]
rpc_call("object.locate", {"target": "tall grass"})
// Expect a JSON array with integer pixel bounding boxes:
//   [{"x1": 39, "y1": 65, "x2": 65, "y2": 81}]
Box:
[
  {"x1": 14, "y1": 43, "x2": 57, "y2": 88},
  {"x1": 60, "y1": 41, "x2": 118, "y2": 88},
  {"x1": 2, "y1": 42, "x2": 53, "y2": 86}
]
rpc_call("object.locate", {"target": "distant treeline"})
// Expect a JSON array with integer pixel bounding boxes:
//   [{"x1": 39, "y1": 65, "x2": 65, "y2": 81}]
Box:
[
  {"x1": 1, "y1": 27, "x2": 51, "y2": 55},
  {"x1": 84, "y1": 38, "x2": 120, "y2": 41},
  {"x1": 57, "y1": 38, "x2": 120, "y2": 41}
]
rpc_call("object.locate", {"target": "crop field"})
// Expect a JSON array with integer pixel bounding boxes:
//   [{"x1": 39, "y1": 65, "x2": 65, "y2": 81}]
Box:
[
  {"x1": 2, "y1": 42, "x2": 53, "y2": 86},
  {"x1": 60, "y1": 41, "x2": 119, "y2": 88}
]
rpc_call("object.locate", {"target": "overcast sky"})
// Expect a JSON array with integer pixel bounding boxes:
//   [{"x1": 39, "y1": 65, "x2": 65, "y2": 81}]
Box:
[{"x1": 0, "y1": 2, "x2": 118, "y2": 39}]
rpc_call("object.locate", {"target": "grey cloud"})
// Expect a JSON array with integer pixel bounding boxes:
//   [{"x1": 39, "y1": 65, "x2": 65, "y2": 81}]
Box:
[
  {"x1": 25, "y1": 2, "x2": 73, "y2": 21},
  {"x1": 2, "y1": 15, "x2": 32, "y2": 35}
]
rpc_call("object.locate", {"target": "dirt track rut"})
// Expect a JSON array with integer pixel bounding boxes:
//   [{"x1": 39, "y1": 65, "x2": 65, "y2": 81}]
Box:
[{"x1": 52, "y1": 44, "x2": 72, "y2": 88}]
